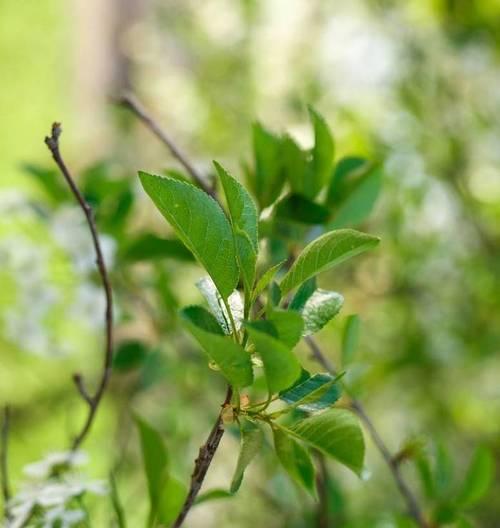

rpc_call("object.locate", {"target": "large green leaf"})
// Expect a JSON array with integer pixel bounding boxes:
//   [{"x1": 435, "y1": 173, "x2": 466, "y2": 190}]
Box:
[
  {"x1": 280, "y1": 373, "x2": 342, "y2": 412},
  {"x1": 139, "y1": 172, "x2": 239, "y2": 298},
  {"x1": 134, "y1": 416, "x2": 169, "y2": 525},
  {"x1": 246, "y1": 323, "x2": 301, "y2": 394},
  {"x1": 272, "y1": 426, "x2": 316, "y2": 496},
  {"x1": 280, "y1": 229, "x2": 380, "y2": 295},
  {"x1": 285, "y1": 409, "x2": 365, "y2": 475},
  {"x1": 230, "y1": 420, "x2": 264, "y2": 493},
  {"x1": 306, "y1": 107, "x2": 334, "y2": 199},
  {"x1": 215, "y1": 162, "x2": 258, "y2": 292},
  {"x1": 181, "y1": 306, "x2": 253, "y2": 388},
  {"x1": 300, "y1": 290, "x2": 344, "y2": 336},
  {"x1": 457, "y1": 447, "x2": 494, "y2": 508}
]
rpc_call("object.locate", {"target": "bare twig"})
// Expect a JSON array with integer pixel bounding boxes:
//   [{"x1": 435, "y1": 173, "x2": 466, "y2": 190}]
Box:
[
  {"x1": 115, "y1": 92, "x2": 215, "y2": 198},
  {"x1": 304, "y1": 337, "x2": 429, "y2": 528},
  {"x1": 1, "y1": 406, "x2": 11, "y2": 520},
  {"x1": 172, "y1": 386, "x2": 233, "y2": 528},
  {"x1": 45, "y1": 123, "x2": 114, "y2": 450}
]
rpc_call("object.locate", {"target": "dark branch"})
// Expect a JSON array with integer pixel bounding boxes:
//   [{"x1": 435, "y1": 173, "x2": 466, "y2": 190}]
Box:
[
  {"x1": 172, "y1": 385, "x2": 233, "y2": 528},
  {"x1": 1, "y1": 406, "x2": 11, "y2": 520},
  {"x1": 45, "y1": 123, "x2": 114, "y2": 450},
  {"x1": 115, "y1": 92, "x2": 215, "y2": 198},
  {"x1": 304, "y1": 337, "x2": 429, "y2": 528}
]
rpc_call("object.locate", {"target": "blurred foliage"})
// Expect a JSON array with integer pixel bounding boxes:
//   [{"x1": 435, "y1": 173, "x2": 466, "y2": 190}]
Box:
[{"x1": 1, "y1": 0, "x2": 500, "y2": 527}]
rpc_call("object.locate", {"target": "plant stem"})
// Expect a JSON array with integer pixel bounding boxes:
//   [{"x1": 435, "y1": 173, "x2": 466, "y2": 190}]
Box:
[
  {"x1": 172, "y1": 385, "x2": 233, "y2": 528},
  {"x1": 304, "y1": 337, "x2": 429, "y2": 528},
  {"x1": 116, "y1": 92, "x2": 215, "y2": 198},
  {"x1": 45, "y1": 123, "x2": 114, "y2": 450}
]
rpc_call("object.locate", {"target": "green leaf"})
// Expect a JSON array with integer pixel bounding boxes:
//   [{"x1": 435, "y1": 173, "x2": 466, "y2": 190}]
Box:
[
  {"x1": 331, "y1": 168, "x2": 382, "y2": 228},
  {"x1": 341, "y1": 315, "x2": 361, "y2": 366},
  {"x1": 250, "y1": 123, "x2": 286, "y2": 208},
  {"x1": 157, "y1": 476, "x2": 187, "y2": 526},
  {"x1": 246, "y1": 323, "x2": 302, "y2": 394},
  {"x1": 300, "y1": 290, "x2": 344, "y2": 336},
  {"x1": 282, "y1": 134, "x2": 308, "y2": 196},
  {"x1": 280, "y1": 229, "x2": 380, "y2": 295},
  {"x1": 267, "y1": 309, "x2": 304, "y2": 349},
  {"x1": 289, "y1": 278, "x2": 317, "y2": 312},
  {"x1": 23, "y1": 164, "x2": 69, "y2": 203},
  {"x1": 181, "y1": 306, "x2": 253, "y2": 388},
  {"x1": 306, "y1": 107, "x2": 334, "y2": 199},
  {"x1": 252, "y1": 261, "x2": 286, "y2": 302},
  {"x1": 215, "y1": 162, "x2": 259, "y2": 292},
  {"x1": 457, "y1": 447, "x2": 494, "y2": 508},
  {"x1": 196, "y1": 276, "x2": 243, "y2": 335},
  {"x1": 275, "y1": 194, "x2": 331, "y2": 225},
  {"x1": 326, "y1": 157, "x2": 369, "y2": 205},
  {"x1": 272, "y1": 426, "x2": 316, "y2": 496},
  {"x1": 195, "y1": 489, "x2": 233, "y2": 505},
  {"x1": 109, "y1": 472, "x2": 127, "y2": 528},
  {"x1": 139, "y1": 172, "x2": 239, "y2": 298},
  {"x1": 280, "y1": 373, "x2": 342, "y2": 412},
  {"x1": 122, "y1": 233, "x2": 194, "y2": 262},
  {"x1": 113, "y1": 340, "x2": 148, "y2": 372},
  {"x1": 134, "y1": 416, "x2": 169, "y2": 522},
  {"x1": 285, "y1": 409, "x2": 365, "y2": 475},
  {"x1": 230, "y1": 420, "x2": 264, "y2": 493}
]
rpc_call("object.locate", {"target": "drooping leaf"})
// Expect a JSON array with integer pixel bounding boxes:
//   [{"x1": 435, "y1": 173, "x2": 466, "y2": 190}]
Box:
[
  {"x1": 272, "y1": 426, "x2": 316, "y2": 496},
  {"x1": 275, "y1": 194, "x2": 331, "y2": 225},
  {"x1": 267, "y1": 309, "x2": 304, "y2": 349},
  {"x1": 139, "y1": 172, "x2": 239, "y2": 298},
  {"x1": 215, "y1": 162, "x2": 259, "y2": 292},
  {"x1": 134, "y1": 416, "x2": 169, "y2": 522},
  {"x1": 280, "y1": 229, "x2": 380, "y2": 295},
  {"x1": 306, "y1": 107, "x2": 334, "y2": 199},
  {"x1": 341, "y1": 315, "x2": 360, "y2": 366},
  {"x1": 300, "y1": 290, "x2": 344, "y2": 336},
  {"x1": 246, "y1": 323, "x2": 302, "y2": 394},
  {"x1": 285, "y1": 409, "x2": 365, "y2": 475},
  {"x1": 230, "y1": 420, "x2": 264, "y2": 493},
  {"x1": 196, "y1": 276, "x2": 243, "y2": 335},
  {"x1": 280, "y1": 373, "x2": 342, "y2": 412},
  {"x1": 122, "y1": 233, "x2": 194, "y2": 262},
  {"x1": 181, "y1": 306, "x2": 253, "y2": 388},
  {"x1": 457, "y1": 447, "x2": 494, "y2": 508},
  {"x1": 252, "y1": 261, "x2": 286, "y2": 302}
]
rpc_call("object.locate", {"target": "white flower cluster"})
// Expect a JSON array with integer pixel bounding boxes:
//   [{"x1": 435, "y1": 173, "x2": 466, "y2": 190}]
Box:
[{"x1": 6, "y1": 451, "x2": 107, "y2": 528}]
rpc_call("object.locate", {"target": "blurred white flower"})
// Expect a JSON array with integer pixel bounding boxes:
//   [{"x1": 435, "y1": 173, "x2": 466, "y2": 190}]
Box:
[
  {"x1": 41, "y1": 506, "x2": 85, "y2": 528},
  {"x1": 23, "y1": 451, "x2": 88, "y2": 479}
]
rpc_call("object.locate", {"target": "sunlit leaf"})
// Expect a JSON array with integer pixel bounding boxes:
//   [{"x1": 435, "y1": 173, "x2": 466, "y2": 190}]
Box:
[
  {"x1": 139, "y1": 172, "x2": 239, "y2": 298},
  {"x1": 300, "y1": 290, "x2": 344, "y2": 336},
  {"x1": 280, "y1": 229, "x2": 380, "y2": 295}
]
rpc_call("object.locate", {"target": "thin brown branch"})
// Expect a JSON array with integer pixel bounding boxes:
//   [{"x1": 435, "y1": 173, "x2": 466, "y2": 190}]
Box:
[
  {"x1": 115, "y1": 92, "x2": 215, "y2": 198},
  {"x1": 45, "y1": 123, "x2": 114, "y2": 450},
  {"x1": 1, "y1": 406, "x2": 11, "y2": 520},
  {"x1": 304, "y1": 337, "x2": 429, "y2": 528},
  {"x1": 172, "y1": 385, "x2": 233, "y2": 528}
]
